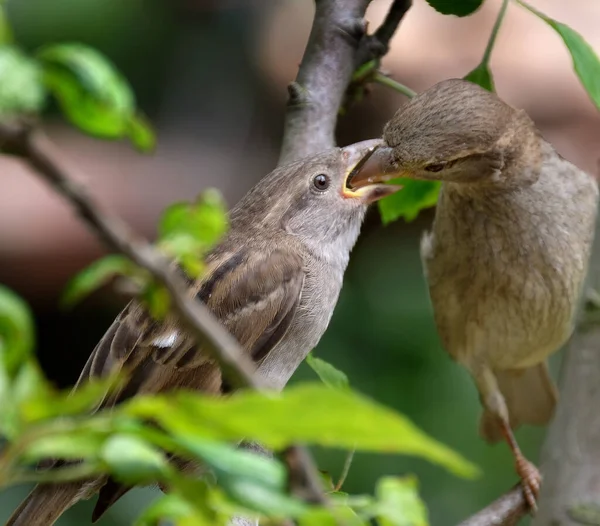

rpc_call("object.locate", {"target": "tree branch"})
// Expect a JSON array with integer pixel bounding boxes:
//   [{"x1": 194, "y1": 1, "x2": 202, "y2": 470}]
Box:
[
  {"x1": 278, "y1": 0, "x2": 412, "y2": 165},
  {"x1": 0, "y1": 121, "x2": 261, "y2": 391},
  {"x1": 457, "y1": 486, "x2": 526, "y2": 526},
  {"x1": 531, "y1": 209, "x2": 600, "y2": 525},
  {"x1": 373, "y1": 0, "x2": 411, "y2": 52},
  {"x1": 357, "y1": 0, "x2": 412, "y2": 65},
  {"x1": 278, "y1": 0, "x2": 370, "y2": 165}
]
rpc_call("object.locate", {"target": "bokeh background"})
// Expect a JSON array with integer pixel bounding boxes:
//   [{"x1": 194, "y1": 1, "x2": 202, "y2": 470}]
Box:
[{"x1": 1, "y1": 0, "x2": 599, "y2": 524}]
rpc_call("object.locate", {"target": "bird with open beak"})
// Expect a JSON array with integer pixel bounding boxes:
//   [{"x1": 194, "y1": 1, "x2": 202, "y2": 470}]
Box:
[
  {"x1": 6, "y1": 139, "x2": 401, "y2": 526},
  {"x1": 351, "y1": 79, "x2": 599, "y2": 511}
]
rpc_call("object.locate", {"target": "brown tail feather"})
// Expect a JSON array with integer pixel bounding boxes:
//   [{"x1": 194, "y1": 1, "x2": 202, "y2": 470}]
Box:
[
  {"x1": 5, "y1": 482, "x2": 84, "y2": 526},
  {"x1": 479, "y1": 361, "x2": 558, "y2": 443},
  {"x1": 5, "y1": 477, "x2": 104, "y2": 526},
  {"x1": 92, "y1": 478, "x2": 133, "y2": 523}
]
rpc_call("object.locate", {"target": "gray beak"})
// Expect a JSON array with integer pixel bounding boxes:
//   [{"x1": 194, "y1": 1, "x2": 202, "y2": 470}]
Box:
[
  {"x1": 341, "y1": 142, "x2": 403, "y2": 203},
  {"x1": 346, "y1": 145, "x2": 404, "y2": 191}
]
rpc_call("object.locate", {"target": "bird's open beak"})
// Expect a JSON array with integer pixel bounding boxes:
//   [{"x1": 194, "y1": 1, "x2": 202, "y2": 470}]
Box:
[
  {"x1": 341, "y1": 141, "x2": 403, "y2": 204},
  {"x1": 346, "y1": 145, "x2": 409, "y2": 200}
]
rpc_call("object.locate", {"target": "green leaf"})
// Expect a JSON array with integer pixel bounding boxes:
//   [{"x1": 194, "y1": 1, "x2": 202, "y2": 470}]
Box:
[
  {"x1": 101, "y1": 434, "x2": 170, "y2": 483},
  {"x1": 168, "y1": 478, "x2": 225, "y2": 525},
  {"x1": 142, "y1": 281, "x2": 171, "y2": 320},
  {"x1": 174, "y1": 436, "x2": 307, "y2": 517},
  {"x1": 424, "y1": 0, "x2": 483, "y2": 17},
  {"x1": 20, "y1": 372, "x2": 123, "y2": 423},
  {"x1": 23, "y1": 432, "x2": 106, "y2": 461},
  {"x1": 1, "y1": 361, "x2": 48, "y2": 437},
  {"x1": 306, "y1": 353, "x2": 350, "y2": 390},
  {"x1": 464, "y1": 63, "x2": 495, "y2": 92},
  {"x1": 176, "y1": 437, "x2": 286, "y2": 489},
  {"x1": 374, "y1": 476, "x2": 429, "y2": 526},
  {"x1": 378, "y1": 180, "x2": 440, "y2": 224},
  {"x1": 301, "y1": 506, "x2": 368, "y2": 526},
  {"x1": 224, "y1": 478, "x2": 308, "y2": 517},
  {"x1": 0, "y1": 46, "x2": 45, "y2": 118},
  {"x1": 11, "y1": 361, "x2": 51, "y2": 430},
  {"x1": 135, "y1": 494, "x2": 209, "y2": 526},
  {"x1": 128, "y1": 113, "x2": 156, "y2": 153},
  {"x1": 157, "y1": 190, "x2": 228, "y2": 278},
  {"x1": 0, "y1": 363, "x2": 13, "y2": 435},
  {"x1": 37, "y1": 43, "x2": 155, "y2": 149},
  {"x1": 158, "y1": 190, "x2": 228, "y2": 248},
  {"x1": 158, "y1": 234, "x2": 207, "y2": 279},
  {"x1": 518, "y1": 1, "x2": 600, "y2": 111},
  {"x1": 127, "y1": 384, "x2": 480, "y2": 479},
  {"x1": 0, "y1": 284, "x2": 35, "y2": 376},
  {"x1": 319, "y1": 470, "x2": 335, "y2": 492},
  {"x1": 61, "y1": 254, "x2": 139, "y2": 308}
]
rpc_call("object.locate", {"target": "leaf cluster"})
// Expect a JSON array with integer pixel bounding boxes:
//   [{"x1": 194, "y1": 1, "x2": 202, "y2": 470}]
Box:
[{"x1": 0, "y1": 284, "x2": 478, "y2": 524}]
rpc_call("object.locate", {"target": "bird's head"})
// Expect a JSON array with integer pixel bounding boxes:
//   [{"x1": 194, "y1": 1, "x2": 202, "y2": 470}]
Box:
[
  {"x1": 349, "y1": 79, "x2": 540, "y2": 188},
  {"x1": 231, "y1": 140, "x2": 402, "y2": 251}
]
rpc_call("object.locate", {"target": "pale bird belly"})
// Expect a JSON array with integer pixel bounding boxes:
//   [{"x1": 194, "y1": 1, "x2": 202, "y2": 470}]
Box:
[
  {"x1": 256, "y1": 270, "x2": 342, "y2": 390},
  {"x1": 441, "y1": 288, "x2": 574, "y2": 371}
]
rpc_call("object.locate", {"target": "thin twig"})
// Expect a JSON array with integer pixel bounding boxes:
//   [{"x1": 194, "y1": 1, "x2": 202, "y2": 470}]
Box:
[
  {"x1": 374, "y1": 0, "x2": 412, "y2": 51},
  {"x1": 457, "y1": 486, "x2": 527, "y2": 526},
  {"x1": 356, "y1": 0, "x2": 412, "y2": 65},
  {"x1": 283, "y1": 445, "x2": 327, "y2": 505},
  {"x1": 334, "y1": 448, "x2": 355, "y2": 492},
  {"x1": 0, "y1": 123, "x2": 261, "y2": 391},
  {"x1": 480, "y1": 0, "x2": 509, "y2": 66},
  {"x1": 373, "y1": 72, "x2": 416, "y2": 98}
]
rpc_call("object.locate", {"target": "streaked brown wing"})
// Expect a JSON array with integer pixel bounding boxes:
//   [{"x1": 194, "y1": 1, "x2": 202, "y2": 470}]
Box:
[
  {"x1": 88, "y1": 248, "x2": 305, "y2": 520},
  {"x1": 75, "y1": 247, "x2": 305, "y2": 405}
]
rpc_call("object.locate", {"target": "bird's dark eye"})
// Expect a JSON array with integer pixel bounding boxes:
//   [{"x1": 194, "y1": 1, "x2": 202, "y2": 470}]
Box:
[
  {"x1": 312, "y1": 173, "x2": 330, "y2": 191},
  {"x1": 424, "y1": 163, "x2": 446, "y2": 173}
]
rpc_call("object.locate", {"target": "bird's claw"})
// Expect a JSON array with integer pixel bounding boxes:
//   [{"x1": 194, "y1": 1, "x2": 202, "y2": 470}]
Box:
[{"x1": 516, "y1": 456, "x2": 541, "y2": 514}]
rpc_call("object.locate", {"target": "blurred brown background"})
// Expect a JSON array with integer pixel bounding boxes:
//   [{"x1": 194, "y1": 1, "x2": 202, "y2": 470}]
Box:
[{"x1": 0, "y1": 0, "x2": 599, "y2": 524}]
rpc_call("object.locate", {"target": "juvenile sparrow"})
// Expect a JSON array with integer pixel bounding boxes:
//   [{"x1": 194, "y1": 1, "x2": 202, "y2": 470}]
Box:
[{"x1": 7, "y1": 139, "x2": 400, "y2": 526}]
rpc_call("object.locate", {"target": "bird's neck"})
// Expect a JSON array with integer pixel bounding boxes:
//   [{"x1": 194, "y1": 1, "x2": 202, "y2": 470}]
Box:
[{"x1": 294, "y1": 212, "x2": 366, "y2": 272}]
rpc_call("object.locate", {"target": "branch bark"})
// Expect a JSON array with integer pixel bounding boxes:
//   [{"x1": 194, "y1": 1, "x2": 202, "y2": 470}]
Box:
[
  {"x1": 278, "y1": 0, "x2": 370, "y2": 165},
  {"x1": 278, "y1": 0, "x2": 411, "y2": 165},
  {"x1": 531, "y1": 207, "x2": 600, "y2": 525},
  {"x1": 457, "y1": 487, "x2": 525, "y2": 526}
]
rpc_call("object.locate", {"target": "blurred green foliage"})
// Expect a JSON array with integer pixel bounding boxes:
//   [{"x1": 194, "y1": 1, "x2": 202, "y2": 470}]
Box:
[
  {"x1": 0, "y1": 11, "x2": 476, "y2": 519},
  {"x1": 1, "y1": 0, "x2": 600, "y2": 525},
  {"x1": 157, "y1": 190, "x2": 229, "y2": 279},
  {"x1": 306, "y1": 353, "x2": 350, "y2": 391},
  {"x1": 379, "y1": 181, "x2": 441, "y2": 224},
  {"x1": 0, "y1": 283, "x2": 478, "y2": 524},
  {"x1": 38, "y1": 43, "x2": 155, "y2": 151},
  {"x1": 0, "y1": 29, "x2": 155, "y2": 149}
]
